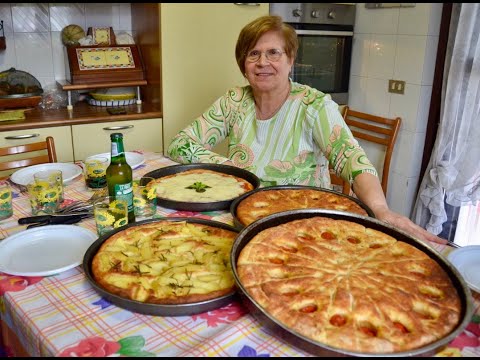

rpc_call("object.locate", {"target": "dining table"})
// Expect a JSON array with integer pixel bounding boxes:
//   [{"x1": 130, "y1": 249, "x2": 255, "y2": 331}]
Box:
[{"x1": 0, "y1": 150, "x2": 479, "y2": 357}]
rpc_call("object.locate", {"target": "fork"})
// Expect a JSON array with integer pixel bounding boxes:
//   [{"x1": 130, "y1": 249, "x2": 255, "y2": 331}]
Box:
[{"x1": 57, "y1": 188, "x2": 107, "y2": 214}]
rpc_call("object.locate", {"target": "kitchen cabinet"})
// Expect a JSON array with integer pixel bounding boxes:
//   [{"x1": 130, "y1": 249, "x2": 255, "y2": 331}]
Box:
[
  {"x1": 132, "y1": 3, "x2": 268, "y2": 155},
  {"x1": 71, "y1": 118, "x2": 163, "y2": 161},
  {"x1": 0, "y1": 126, "x2": 74, "y2": 164}
]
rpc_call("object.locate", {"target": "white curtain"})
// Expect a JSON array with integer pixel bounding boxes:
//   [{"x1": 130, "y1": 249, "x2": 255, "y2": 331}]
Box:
[{"x1": 413, "y1": 3, "x2": 480, "y2": 235}]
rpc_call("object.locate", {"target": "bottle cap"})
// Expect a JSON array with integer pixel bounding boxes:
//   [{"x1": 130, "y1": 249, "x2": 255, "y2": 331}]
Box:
[{"x1": 110, "y1": 132, "x2": 123, "y2": 140}]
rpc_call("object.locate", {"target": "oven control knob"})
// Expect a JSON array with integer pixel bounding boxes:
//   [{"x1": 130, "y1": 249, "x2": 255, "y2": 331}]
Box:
[
  {"x1": 292, "y1": 8, "x2": 302, "y2": 17},
  {"x1": 311, "y1": 10, "x2": 321, "y2": 18},
  {"x1": 327, "y1": 11, "x2": 336, "y2": 19}
]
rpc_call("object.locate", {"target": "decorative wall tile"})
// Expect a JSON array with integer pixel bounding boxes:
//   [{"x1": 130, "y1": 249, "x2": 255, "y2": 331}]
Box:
[
  {"x1": 387, "y1": 170, "x2": 408, "y2": 213},
  {"x1": 394, "y1": 35, "x2": 427, "y2": 85},
  {"x1": 428, "y1": 3, "x2": 443, "y2": 36},
  {"x1": 398, "y1": 3, "x2": 430, "y2": 35},
  {"x1": 51, "y1": 31, "x2": 67, "y2": 82},
  {"x1": 12, "y1": 3, "x2": 50, "y2": 33},
  {"x1": 85, "y1": 4, "x2": 120, "y2": 30},
  {"x1": 367, "y1": 34, "x2": 396, "y2": 79},
  {"x1": 14, "y1": 32, "x2": 53, "y2": 78},
  {"x1": 0, "y1": 33, "x2": 17, "y2": 69},
  {"x1": 389, "y1": 83, "x2": 421, "y2": 132},
  {"x1": 1, "y1": 3, "x2": 132, "y2": 85},
  {"x1": 364, "y1": 77, "x2": 391, "y2": 116},
  {"x1": 355, "y1": 5, "x2": 399, "y2": 35},
  {"x1": 0, "y1": 4, "x2": 14, "y2": 34},
  {"x1": 351, "y1": 34, "x2": 370, "y2": 77},
  {"x1": 421, "y1": 36, "x2": 439, "y2": 86},
  {"x1": 49, "y1": 3, "x2": 85, "y2": 32},
  {"x1": 347, "y1": 75, "x2": 368, "y2": 110},
  {"x1": 118, "y1": 3, "x2": 132, "y2": 31},
  {"x1": 416, "y1": 85, "x2": 433, "y2": 134}
]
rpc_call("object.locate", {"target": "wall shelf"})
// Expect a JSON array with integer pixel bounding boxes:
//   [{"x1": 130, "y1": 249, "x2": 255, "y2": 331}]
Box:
[{"x1": 57, "y1": 79, "x2": 147, "y2": 110}]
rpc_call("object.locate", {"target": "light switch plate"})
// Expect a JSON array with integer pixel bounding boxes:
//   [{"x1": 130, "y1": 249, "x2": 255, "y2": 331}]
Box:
[{"x1": 388, "y1": 79, "x2": 406, "y2": 94}]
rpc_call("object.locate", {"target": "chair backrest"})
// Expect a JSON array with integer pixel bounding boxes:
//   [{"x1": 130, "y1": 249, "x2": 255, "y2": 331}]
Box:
[
  {"x1": 329, "y1": 107, "x2": 401, "y2": 196},
  {"x1": 0, "y1": 136, "x2": 57, "y2": 174}
]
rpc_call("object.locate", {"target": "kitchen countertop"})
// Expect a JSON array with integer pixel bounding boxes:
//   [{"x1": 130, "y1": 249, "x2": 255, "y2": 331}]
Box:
[{"x1": 0, "y1": 101, "x2": 162, "y2": 132}]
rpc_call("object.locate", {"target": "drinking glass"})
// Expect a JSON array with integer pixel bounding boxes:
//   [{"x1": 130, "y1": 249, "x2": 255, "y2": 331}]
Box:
[
  {"x1": 133, "y1": 177, "x2": 157, "y2": 219},
  {"x1": 84, "y1": 157, "x2": 109, "y2": 189},
  {"x1": 34, "y1": 169, "x2": 64, "y2": 203},
  {"x1": 0, "y1": 181, "x2": 13, "y2": 220},
  {"x1": 93, "y1": 196, "x2": 128, "y2": 236},
  {"x1": 27, "y1": 176, "x2": 63, "y2": 215}
]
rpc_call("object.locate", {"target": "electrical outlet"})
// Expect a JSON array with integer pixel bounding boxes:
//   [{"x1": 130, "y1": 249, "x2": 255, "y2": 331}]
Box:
[{"x1": 388, "y1": 80, "x2": 406, "y2": 94}]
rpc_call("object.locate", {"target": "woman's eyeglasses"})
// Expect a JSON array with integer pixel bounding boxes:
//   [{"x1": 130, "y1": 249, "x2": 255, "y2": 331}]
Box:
[{"x1": 246, "y1": 49, "x2": 286, "y2": 63}]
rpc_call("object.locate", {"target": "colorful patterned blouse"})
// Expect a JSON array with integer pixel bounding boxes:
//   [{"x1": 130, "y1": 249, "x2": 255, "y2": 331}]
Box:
[{"x1": 167, "y1": 81, "x2": 377, "y2": 188}]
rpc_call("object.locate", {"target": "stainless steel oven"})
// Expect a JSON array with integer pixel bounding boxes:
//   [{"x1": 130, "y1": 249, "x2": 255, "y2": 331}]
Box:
[{"x1": 270, "y1": 3, "x2": 355, "y2": 105}]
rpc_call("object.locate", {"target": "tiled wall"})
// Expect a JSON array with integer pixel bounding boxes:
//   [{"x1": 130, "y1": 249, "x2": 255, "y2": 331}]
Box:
[
  {"x1": 0, "y1": 3, "x2": 132, "y2": 89},
  {"x1": 349, "y1": 3, "x2": 443, "y2": 217}
]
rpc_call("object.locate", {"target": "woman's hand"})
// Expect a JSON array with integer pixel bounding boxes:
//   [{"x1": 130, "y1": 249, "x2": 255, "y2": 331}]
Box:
[
  {"x1": 351, "y1": 173, "x2": 447, "y2": 245},
  {"x1": 374, "y1": 207, "x2": 448, "y2": 245}
]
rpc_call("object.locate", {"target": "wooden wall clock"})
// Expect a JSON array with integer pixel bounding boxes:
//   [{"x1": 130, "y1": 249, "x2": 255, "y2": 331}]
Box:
[{"x1": 66, "y1": 44, "x2": 145, "y2": 85}]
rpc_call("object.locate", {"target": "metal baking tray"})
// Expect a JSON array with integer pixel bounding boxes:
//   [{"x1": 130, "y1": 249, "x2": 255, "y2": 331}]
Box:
[
  {"x1": 230, "y1": 209, "x2": 474, "y2": 357},
  {"x1": 230, "y1": 185, "x2": 375, "y2": 229},
  {"x1": 142, "y1": 163, "x2": 260, "y2": 212},
  {"x1": 83, "y1": 217, "x2": 239, "y2": 316}
]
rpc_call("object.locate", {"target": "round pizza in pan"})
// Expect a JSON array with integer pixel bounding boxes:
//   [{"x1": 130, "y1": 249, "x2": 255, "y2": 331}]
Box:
[
  {"x1": 237, "y1": 216, "x2": 461, "y2": 354},
  {"x1": 235, "y1": 187, "x2": 369, "y2": 226},
  {"x1": 152, "y1": 169, "x2": 255, "y2": 203},
  {"x1": 92, "y1": 220, "x2": 237, "y2": 304}
]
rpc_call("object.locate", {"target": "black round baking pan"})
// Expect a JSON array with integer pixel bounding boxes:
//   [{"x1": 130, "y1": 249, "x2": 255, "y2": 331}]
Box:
[
  {"x1": 83, "y1": 217, "x2": 239, "y2": 316},
  {"x1": 142, "y1": 163, "x2": 260, "y2": 212},
  {"x1": 230, "y1": 209, "x2": 474, "y2": 357},
  {"x1": 230, "y1": 185, "x2": 375, "y2": 229}
]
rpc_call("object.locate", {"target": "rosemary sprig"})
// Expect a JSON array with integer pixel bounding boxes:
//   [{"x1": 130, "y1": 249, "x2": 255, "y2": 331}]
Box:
[{"x1": 185, "y1": 182, "x2": 211, "y2": 193}]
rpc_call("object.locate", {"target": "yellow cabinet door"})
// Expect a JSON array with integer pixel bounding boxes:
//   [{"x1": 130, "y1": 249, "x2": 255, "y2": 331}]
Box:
[
  {"x1": 0, "y1": 126, "x2": 74, "y2": 163},
  {"x1": 71, "y1": 118, "x2": 163, "y2": 161}
]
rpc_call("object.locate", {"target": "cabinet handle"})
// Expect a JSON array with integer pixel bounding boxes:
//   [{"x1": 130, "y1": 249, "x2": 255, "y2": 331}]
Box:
[
  {"x1": 4, "y1": 133, "x2": 40, "y2": 140},
  {"x1": 102, "y1": 125, "x2": 134, "y2": 131},
  {"x1": 234, "y1": 3, "x2": 260, "y2": 5}
]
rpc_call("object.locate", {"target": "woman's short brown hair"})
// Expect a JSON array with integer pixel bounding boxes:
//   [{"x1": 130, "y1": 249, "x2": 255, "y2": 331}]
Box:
[{"x1": 235, "y1": 15, "x2": 298, "y2": 76}]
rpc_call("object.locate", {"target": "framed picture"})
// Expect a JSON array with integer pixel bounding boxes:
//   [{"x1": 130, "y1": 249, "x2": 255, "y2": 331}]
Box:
[{"x1": 66, "y1": 45, "x2": 145, "y2": 84}]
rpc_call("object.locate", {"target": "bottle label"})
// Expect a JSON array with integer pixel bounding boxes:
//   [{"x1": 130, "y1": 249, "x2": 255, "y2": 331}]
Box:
[
  {"x1": 111, "y1": 143, "x2": 124, "y2": 157},
  {"x1": 113, "y1": 183, "x2": 134, "y2": 212}
]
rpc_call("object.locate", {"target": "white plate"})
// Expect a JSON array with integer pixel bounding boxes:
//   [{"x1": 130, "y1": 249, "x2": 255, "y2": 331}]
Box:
[
  {"x1": 0, "y1": 225, "x2": 97, "y2": 277},
  {"x1": 447, "y1": 245, "x2": 480, "y2": 293},
  {"x1": 10, "y1": 163, "x2": 83, "y2": 186},
  {"x1": 86, "y1": 152, "x2": 145, "y2": 169}
]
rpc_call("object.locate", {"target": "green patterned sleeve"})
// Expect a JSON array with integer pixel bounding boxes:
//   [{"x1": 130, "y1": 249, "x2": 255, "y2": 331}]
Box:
[
  {"x1": 311, "y1": 94, "x2": 378, "y2": 185},
  {"x1": 166, "y1": 91, "x2": 231, "y2": 164}
]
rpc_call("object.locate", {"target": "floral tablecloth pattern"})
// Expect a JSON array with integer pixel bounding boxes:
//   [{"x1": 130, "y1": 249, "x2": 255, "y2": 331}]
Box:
[{"x1": 0, "y1": 151, "x2": 479, "y2": 357}]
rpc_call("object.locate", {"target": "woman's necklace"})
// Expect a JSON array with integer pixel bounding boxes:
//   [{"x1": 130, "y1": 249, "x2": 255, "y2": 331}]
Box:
[{"x1": 255, "y1": 86, "x2": 291, "y2": 120}]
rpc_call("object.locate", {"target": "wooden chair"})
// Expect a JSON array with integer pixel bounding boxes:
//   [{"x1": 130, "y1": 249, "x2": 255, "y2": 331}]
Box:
[
  {"x1": 329, "y1": 107, "x2": 401, "y2": 196},
  {"x1": 0, "y1": 136, "x2": 57, "y2": 175}
]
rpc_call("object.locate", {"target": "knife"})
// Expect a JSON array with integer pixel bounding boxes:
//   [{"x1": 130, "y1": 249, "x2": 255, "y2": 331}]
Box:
[{"x1": 18, "y1": 213, "x2": 91, "y2": 226}]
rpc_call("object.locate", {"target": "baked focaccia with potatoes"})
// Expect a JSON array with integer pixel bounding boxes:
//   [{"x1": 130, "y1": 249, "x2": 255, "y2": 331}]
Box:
[{"x1": 92, "y1": 220, "x2": 237, "y2": 304}]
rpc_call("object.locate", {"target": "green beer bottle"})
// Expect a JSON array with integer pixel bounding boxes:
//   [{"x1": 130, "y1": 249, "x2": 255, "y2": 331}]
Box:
[{"x1": 106, "y1": 133, "x2": 135, "y2": 223}]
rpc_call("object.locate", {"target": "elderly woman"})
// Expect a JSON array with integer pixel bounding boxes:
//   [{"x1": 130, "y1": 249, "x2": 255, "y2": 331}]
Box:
[{"x1": 167, "y1": 15, "x2": 445, "y2": 245}]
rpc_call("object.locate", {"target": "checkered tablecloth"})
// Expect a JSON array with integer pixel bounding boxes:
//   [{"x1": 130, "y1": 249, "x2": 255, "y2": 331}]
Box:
[{"x1": 1, "y1": 151, "x2": 479, "y2": 357}]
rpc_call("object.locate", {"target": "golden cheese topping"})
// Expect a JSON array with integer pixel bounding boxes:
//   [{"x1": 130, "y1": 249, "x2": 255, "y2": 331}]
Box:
[
  {"x1": 153, "y1": 169, "x2": 254, "y2": 203},
  {"x1": 92, "y1": 221, "x2": 237, "y2": 304}
]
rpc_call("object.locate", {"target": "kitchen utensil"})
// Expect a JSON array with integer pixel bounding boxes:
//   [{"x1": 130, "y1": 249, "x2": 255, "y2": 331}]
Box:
[{"x1": 18, "y1": 213, "x2": 91, "y2": 229}]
